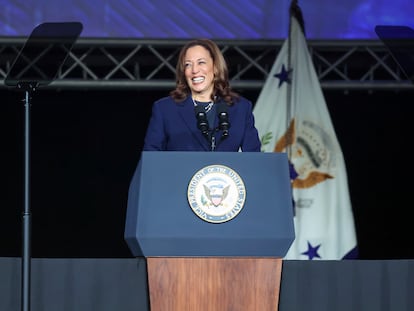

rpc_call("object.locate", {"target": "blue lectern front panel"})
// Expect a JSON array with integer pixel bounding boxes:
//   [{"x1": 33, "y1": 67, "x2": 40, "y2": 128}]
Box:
[{"x1": 125, "y1": 151, "x2": 295, "y2": 257}]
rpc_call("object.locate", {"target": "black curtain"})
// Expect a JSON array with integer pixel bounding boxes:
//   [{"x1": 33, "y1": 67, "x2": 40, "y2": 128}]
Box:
[{"x1": 1, "y1": 88, "x2": 413, "y2": 259}]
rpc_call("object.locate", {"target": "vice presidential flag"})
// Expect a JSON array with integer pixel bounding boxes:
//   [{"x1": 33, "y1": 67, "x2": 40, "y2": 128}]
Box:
[{"x1": 253, "y1": 3, "x2": 358, "y2": 260}]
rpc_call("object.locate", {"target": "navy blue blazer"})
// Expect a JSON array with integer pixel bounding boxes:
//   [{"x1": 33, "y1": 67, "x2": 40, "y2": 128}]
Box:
[{"x1": 143, "y1": 96, "x2": 261, "y2": 152}]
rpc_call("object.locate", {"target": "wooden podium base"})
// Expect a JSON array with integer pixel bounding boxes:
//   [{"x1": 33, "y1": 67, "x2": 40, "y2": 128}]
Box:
[{"x1": 147, "y1": 257, "x2": 282, "y2": 311}]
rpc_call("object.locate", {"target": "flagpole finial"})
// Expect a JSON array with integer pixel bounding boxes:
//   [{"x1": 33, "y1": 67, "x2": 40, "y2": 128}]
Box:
[{"x1": 289, "y1": 0, "x2": 306, "y2": 34}]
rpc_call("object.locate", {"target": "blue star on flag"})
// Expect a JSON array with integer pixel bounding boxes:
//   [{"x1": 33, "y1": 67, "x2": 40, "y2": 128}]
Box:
[
  {"x1": 301, "y1": 241, "x2": 322, "y2": 260},
  {"x1": 274, "y1": 64, "x2": 292, "y2": 87}
]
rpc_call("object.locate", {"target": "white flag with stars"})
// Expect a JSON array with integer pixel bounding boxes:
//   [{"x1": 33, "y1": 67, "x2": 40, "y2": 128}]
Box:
[{"x1": 253, "y1": 13, "x2": 358, "y2": 260}]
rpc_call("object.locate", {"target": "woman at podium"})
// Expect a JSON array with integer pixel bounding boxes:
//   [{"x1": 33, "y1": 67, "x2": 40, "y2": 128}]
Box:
[{"x1": 143, "y1": 38, "x2": 261, "y2": 152}]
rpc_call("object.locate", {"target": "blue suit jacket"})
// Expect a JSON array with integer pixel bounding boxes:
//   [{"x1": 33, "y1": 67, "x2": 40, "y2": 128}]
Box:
[{"x1": 143, "y1": 96, "x2": 261, "y2": 151}]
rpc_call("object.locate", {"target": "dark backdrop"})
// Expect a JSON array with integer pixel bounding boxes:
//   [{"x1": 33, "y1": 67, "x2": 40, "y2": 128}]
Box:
[{"x1": 1, "y1": 88, "x2": 413, "y2": 259}]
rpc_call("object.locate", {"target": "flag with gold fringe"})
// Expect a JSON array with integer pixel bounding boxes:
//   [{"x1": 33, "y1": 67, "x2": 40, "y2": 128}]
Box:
[{"x1": 253, "y1": 0, "x2": 358, "y2": 259}]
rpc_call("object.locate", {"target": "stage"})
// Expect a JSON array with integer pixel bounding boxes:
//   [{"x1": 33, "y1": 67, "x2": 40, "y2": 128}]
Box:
[{"x1": 1, "y1": 257, "x2": 413, "y2": 311}]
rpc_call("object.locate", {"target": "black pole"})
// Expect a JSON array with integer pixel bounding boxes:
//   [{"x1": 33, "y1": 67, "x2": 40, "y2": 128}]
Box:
[
  {"x1": 20, "y1": 84, "x2": 35, "y2": 311},
  {"x1": 3, "y1": 22, "x2": 83, "y2": 311}
]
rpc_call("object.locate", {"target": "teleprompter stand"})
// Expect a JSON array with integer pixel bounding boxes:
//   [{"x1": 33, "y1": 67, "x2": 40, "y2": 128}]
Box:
[
  {"x1": 125, "y1": 151, "x2": 295, "y2": 311},
  {"x1": 5, "y1": 22, "x2": 83, "y2": 311}
]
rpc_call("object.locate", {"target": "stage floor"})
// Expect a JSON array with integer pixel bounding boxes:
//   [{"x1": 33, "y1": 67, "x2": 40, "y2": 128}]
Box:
[{"x1": 1, "y1": 258, "x2": 413, "y2": 311}]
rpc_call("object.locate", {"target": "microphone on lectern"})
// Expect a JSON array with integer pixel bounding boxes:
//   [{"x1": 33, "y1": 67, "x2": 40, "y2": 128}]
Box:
[
  {"x1": 195, "y1": 105, "x2": 210, "y2": 139},
  {"x1": 217, "y1": 102, "x2": 230, "y2": 139}
]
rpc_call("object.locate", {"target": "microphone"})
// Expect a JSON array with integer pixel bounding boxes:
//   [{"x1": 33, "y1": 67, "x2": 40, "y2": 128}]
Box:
[
  {"x1": 195, "y1": 105, "x2": 210, "y2": 139},
  {"x1": 217, "y1": 102, "x2": 230, "y2": 139}
]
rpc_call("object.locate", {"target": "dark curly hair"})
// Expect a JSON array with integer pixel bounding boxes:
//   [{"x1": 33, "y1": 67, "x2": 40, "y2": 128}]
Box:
[{"x1": 170, "y1": 38, "x2": 239, "y2": 105}]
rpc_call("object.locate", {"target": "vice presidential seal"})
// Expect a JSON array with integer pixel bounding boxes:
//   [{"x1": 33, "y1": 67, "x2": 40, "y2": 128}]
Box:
[{"x1": 187, "y1": 164, "x2": 246, "y2": 223}]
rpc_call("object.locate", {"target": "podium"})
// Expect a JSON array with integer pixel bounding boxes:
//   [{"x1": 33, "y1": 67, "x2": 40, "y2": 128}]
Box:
[{"x1": 125, "y1": 151, "x2": 295, "y2": 311}]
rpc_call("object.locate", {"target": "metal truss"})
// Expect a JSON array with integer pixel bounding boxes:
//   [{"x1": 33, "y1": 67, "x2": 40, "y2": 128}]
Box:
[{"x1": 0, "y1": 37, "x2": 412, "y2": 91}]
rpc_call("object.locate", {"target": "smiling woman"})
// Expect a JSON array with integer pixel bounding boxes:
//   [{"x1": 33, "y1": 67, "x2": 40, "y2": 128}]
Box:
[
  {"x1": 142, "y1": 38, "x2": 261, "y2": 152},
  {"x1": 183, "y1": 45, "x2": 216, "y2": 102},
  {"x1": 0, "y1": 0, "x2": 412, "y2": 39}
]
